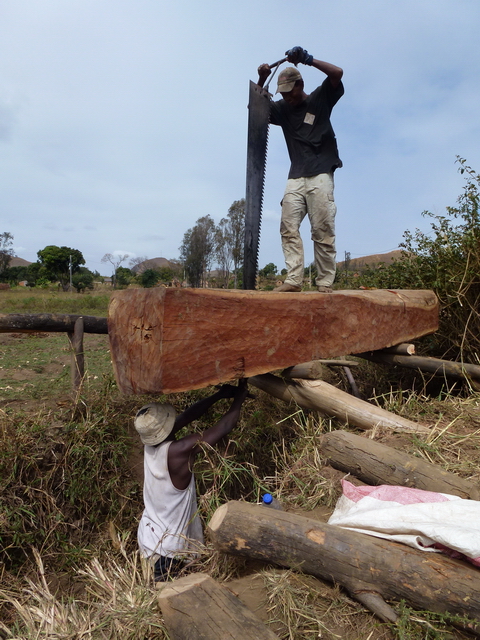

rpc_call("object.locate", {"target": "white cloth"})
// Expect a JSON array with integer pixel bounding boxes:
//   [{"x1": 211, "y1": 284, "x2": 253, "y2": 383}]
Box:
[
  {"x1": 280, "y1": 172, "x2": 337, "y2": 288},
  {"x1": 328, "y1": 479, "x2": 480, "y2": 567},
  {"x1": 138, "y1": 441, "x2": 204, "y2": 561}
]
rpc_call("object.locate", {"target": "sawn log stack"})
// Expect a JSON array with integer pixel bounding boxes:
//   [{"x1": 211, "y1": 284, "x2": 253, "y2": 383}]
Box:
[{"x1": 107, "y1": 287, "x2": 438, "y2": 394}]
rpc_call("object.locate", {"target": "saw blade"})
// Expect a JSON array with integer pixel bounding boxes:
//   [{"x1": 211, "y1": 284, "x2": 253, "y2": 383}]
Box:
[{"x1": 243, "y1": 80, "x2": 271, "y2": 290}]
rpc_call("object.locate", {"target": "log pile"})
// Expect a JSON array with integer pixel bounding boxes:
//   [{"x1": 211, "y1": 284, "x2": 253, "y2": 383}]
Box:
[{"x1": 207, "y1": 501, "x2": 480, "y2": 628}]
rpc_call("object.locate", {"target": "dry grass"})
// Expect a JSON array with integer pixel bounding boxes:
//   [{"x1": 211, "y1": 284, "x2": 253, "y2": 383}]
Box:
[
  {"x1": 0, "y1": 547, "x2": 167, "y2": 639},
  {"x1": 2, "y1": 357, "x2": 480, "y2": 638}
]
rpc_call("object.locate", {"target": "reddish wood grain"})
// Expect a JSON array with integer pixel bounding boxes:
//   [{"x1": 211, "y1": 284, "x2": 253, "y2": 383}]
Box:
[{"x1": 107, "y1": 288, "x2": 438, "y2": 394}]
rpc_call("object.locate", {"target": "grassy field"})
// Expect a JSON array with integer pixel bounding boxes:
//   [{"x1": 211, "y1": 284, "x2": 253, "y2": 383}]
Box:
[{"x1": 1, "y1": 288, "x2": 480, "y2": 639}]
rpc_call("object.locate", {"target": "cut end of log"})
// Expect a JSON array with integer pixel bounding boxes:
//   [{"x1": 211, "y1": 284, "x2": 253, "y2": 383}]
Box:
[
  {"x1": 208, "y1": 502, "x2": 229, "y2": 532},
  {"x1": 157, "y1": 572, "x2": 210, "y2": 599}
]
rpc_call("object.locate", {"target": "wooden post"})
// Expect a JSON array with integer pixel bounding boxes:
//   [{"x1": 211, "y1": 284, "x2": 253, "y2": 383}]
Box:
[
  {"x1": 157, "y1": 573, "x2": 280, "y2": 640},
  {"x1": 249, "y1": 373, "x2": 429, "y2": 434},
  {"x1": 67, "y1": 317, "x2": 84, "y2": 393},
  {"x1": 320, "y1": 430, "x2": 480, "y2": 500},
  {"x1": 208, "y1": 501, "x2": 480, "y2": 626}
]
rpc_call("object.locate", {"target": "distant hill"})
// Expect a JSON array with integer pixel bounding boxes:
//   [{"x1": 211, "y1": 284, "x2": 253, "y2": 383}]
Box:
[
  {"x1": 336, "y1": 250, "x2": 403, "y2": 271},
  {"x1": 131, "y1": 257, "x2": 175, "y2": 274},
  {"x1": 9, "y1": 256, "x2": 32, "y2": 268}
]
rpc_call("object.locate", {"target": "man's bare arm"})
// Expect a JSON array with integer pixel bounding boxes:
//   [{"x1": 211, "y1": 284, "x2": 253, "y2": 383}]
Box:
[
  {"x1": 167, "y1": 381, "x2": 249, "y2": 490},
  {"x1": 310, "y1": 58, "x2": 343, "y2": 88},
  {"x1": 170, "y1": 384, "x2": 238, "y2": 436}
]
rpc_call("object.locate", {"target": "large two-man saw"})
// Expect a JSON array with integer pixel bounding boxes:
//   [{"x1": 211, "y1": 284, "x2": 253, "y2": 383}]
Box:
[{"x1": 243, "y1": 58, "x2": 286, "y2": 290}]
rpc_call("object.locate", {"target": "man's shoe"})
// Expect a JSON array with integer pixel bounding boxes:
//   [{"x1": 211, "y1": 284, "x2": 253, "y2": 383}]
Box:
[
  {"x1": 273, "y1": 283, "x2": 302, "y2": 292},
  {"x1": 317, "y1": 285, "x2": 333, "y2": 293}
]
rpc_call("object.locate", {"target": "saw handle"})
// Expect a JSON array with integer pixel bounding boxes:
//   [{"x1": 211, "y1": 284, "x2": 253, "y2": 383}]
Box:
[{"x1": 269, "y1": 57, "x2": 287, "y2": 70}]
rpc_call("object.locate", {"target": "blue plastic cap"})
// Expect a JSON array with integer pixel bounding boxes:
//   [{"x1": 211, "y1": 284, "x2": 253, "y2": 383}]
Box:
[{"x1": 262, "y1": 493, "x2": 273, "y2": 504}]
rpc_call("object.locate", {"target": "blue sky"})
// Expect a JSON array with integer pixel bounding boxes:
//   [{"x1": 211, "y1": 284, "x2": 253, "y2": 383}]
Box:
[{"x1": 1, "y1": 0, "x2": 479, "y2": 276}]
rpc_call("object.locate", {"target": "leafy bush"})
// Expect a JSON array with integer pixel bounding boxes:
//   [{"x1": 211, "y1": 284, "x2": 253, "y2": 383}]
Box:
[{"x1": 346, "y1": 158, "x2": 480, "y2": 362}]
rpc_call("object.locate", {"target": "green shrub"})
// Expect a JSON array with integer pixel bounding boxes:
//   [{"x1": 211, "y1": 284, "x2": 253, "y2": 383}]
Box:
[{"x1": 347, "y1": 158, "x2": 480, "y2": 362}]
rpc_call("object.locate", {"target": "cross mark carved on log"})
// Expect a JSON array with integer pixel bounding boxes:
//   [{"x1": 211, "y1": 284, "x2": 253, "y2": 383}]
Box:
[{"x1": 132, "y1": 320, "x2": 157, "y2": 343}]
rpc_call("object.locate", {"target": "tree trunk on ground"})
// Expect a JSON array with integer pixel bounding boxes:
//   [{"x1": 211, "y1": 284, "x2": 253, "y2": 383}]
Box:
[
  {"x1": 107, "y1": 287, "x2": 438, "y2": 394},
  {"x1": 208, "y1": 501, "x2": 480, "y2": 628},
  {"x1": 157, "y1": 572, "x2": 280, "y2": 640},
  {"x1": 320, "y1": 430, "x2": 480, "y2": 500},
  {"x1": 249, "y1": 374, "x2": 429, "y2": 434}
]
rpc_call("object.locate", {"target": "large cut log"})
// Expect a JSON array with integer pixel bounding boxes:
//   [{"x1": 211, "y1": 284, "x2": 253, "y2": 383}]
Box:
[
  {"x1": 157, "y1": 573, "x2": 280, "y2": 640},
  {"x1": 208, "y1": 501, "x2": 480, "y2": 627},
  {"x1": 0, "y1": 313, "x2": 108, "y2": 334},
  {"x1": 357, "y1": 351, "x2": 480, "y2": 382},
  {"x1": 249, "y1": 373, "x2": 429, "y2": 434},
  {"x1": 107, "y1": 287, "x2": 438, "y2": 394},
  {"x1": 320, "y1": 430, "x2": 480, "y2": 500}
]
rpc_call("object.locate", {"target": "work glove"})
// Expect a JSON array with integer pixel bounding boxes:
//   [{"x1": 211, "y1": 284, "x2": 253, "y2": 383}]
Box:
[{"x1": 285, "y1": 46, "x2": 314, "y2": 66}]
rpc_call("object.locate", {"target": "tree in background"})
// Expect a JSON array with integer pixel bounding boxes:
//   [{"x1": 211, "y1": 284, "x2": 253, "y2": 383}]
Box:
[
  {"x1": 214, "y1": 199, "x2": 246, "y2": 289},
  {"x1": 0, "y1": 232, "x2": 15, "y2": 279},
  {"x1": 25, "y1": 262, "x2": 42, "y2": 287},
  {"x1": 349, "y1": 158, "x2": 480, "y2": 362},
  {"x1": 101, "y1": 252, "x2": 130, "y2": 287},
  {"x1": 139, "y1": 268, "x2": 161, "y2": 288},
  {"x1": 259, "y1": 263, "x2": 277, "y2": 279},
  {"x1": 215, "y1": 218, "x2": 234, "y2": 288},
  {"x1": 37, "y1": 246, "x2": 85, "y2": 291},
  {"x1": 227, "y1": 199, "x2": 245, "y2": 289},
  {"x1": 129, "y1": 255, "x2": 149, "y2": 271},
  {"x1": 71, "y1": 267, "x2": 95, "y2": 293},
  {"x1": 115, "y1": 266, "x2": 134, "y2": 288},
  {"x1": 3, "y1": 265, "x2": 28, "y2": 285},
  {"x1": 180, "y1": 215, "x2": 216, "y2": 288}
]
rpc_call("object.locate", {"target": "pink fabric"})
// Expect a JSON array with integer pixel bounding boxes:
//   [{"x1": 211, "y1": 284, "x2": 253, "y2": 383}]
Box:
[
  {"x1": 341, "y1": 480, "x2": 450, "y2": 505},
  {"x1": 331, "y1": 480, "x2": 480, "y2": 568}
]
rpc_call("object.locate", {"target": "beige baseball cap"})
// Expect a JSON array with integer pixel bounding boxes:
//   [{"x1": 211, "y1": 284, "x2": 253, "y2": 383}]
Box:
[
  {"x1": 276, "y1": 67, "x2": 303, "y2": 94},
  {"x1": 134, "y1": 403, "x2": 176, "y2": 446}
]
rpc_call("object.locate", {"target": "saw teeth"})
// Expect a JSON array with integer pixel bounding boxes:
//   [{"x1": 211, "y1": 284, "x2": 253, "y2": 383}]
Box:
[{"x1": 243, "y1": 81, "x2": 271, "y2": 289}]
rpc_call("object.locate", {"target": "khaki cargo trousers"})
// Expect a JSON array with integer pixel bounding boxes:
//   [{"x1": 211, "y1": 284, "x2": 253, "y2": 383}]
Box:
[{"x1": 280, "y1": 172, "x2": 337, "y2": 288}]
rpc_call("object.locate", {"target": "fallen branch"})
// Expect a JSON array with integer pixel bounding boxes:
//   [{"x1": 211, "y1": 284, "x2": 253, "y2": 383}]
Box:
[
  {"x1": 356, "y1": 351, "x2": 480, "y2": 382},
  {"x1": 249, "y1": 374, "x2": 429, "y2": 434}
]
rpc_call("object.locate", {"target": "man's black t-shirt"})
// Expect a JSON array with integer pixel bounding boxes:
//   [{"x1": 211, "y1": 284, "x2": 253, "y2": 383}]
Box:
[{"x1": 270, "y1": 78, "x2": 344, "y2": 179}]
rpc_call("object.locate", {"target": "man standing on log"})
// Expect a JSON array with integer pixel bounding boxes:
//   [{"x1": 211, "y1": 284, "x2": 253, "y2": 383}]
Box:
[
  {"x1": 134, "y1": 379, "x2": 249, "y2": 581},
  {"x1": 257, "y1": 47, "x2": 344, "y2": 293}
]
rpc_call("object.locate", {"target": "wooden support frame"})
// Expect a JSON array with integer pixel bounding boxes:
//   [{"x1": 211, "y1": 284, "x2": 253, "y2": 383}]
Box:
[{"x1": 67, "y1": 317, "x2": 85, "y2": 394}]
